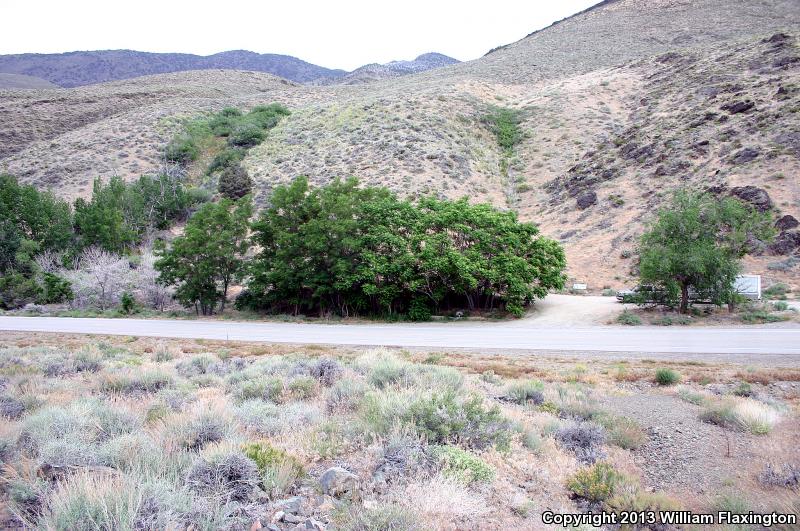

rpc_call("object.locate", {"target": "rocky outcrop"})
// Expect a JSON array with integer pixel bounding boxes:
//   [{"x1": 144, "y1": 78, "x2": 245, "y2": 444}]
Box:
[
  {"x1": 721, "y1": 100, "x2": 755, "y2": 114},
  {"x1": 776, "y1": 215, "x2": 799, "y2": 231},
  {"x1": 770, "y1": 231, "x2": 800, "y2": 255},
  {"x1": 576, "y1": 190, "x2": 598, "y2": 210},
  {"x1": 729, "y1": 147, "x2": 760, "y2": 165},
  {"x1": 319, "y1": 467, "x2": 359, "y2": 497},
  {"x1": 731, "y1": 186, "x2": 772, "y2": 212}
]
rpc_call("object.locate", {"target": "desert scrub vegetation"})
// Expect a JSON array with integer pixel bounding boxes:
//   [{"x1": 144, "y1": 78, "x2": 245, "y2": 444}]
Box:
[
  {"x1": 699, "y1": 396, "x2": 782, "y2": 435},
  {"x1": 0, "y1": 343, "x2": 577, "y2": 529},
  {"x1": 654, "y1": 367, "x2": 680, "y2": 385},
  {"x1": 166, "y1": 104, "x2": 290, "y2": 199},
  {"x1": 616, "y1": 310, "x2": 642, "y2": 325},
  {"x1": 481, "y1": 106, "x2": 524, "y2": 151}
]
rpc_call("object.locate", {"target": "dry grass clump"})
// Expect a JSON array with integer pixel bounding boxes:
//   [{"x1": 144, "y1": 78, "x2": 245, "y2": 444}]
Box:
[
  {"x1": 700, "y1": 396, "x2": 782, "y2": 434},
  {"x1": 396, "y1": 474, "x2": 491, "y2": 520}
]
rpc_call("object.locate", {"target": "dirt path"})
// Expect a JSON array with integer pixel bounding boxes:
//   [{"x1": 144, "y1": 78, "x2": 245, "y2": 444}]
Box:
[{"x1": 517, "y1": 294, "x2": 628, "y2": 327}]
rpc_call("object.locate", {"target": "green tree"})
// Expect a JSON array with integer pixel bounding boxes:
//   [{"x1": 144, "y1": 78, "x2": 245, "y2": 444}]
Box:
[
  {"x1": 638, "y1": 190, "x2": 774, "y2": 313},
  {"x1": 245, "y1": 177, "x2": 566, "y2": 318},
  {"x1": 74, "y1": 174, "x2": 198, "y2": 252},
  {"x1": 156, "y1": 197, "x2": 252, "y2": 315},
  {"x1": 74, "y1": 176, "x2": 137, "y2": 252},
  {"x1": 0, "y1": 174, "x2": 73, "y2": 254}
]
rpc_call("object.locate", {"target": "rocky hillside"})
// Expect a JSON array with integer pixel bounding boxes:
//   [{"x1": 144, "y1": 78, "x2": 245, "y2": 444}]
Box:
[
  {"x1": 0, "y1": 50, "x2": 346, "y2": 87},
  {"x1": 1, "y1": 0, "x2": 799, "y2": 290}
]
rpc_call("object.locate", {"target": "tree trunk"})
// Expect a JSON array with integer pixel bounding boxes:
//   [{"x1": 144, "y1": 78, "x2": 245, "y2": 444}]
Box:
[
  {"x1": 219, "y1": 279, "x2": 228, "y2": 313},
  {"x1": 680, "y1": 283, "x2": 689, "y2": 314}
]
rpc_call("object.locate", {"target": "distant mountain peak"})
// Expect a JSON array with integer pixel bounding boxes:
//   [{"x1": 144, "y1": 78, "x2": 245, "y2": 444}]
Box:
[
  {"x1": 0, "y1": 48, "x2": 458, "y2": 88},
  {"x1": 334, "y1": 53, "x2": 460, "y2": 84}
]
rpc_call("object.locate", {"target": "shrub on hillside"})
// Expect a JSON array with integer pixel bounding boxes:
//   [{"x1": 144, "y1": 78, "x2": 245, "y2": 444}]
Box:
[
  {"x1": 567, "y1": 462, "x2": 624, "y2": 503},
  {"x1": 218, "y1": 164, "x2": 253, "y2": 200},
  {"x1": 505, "y1": 380, "x2": 545, "y2": 405},
  {"x1": 242, "y1": 441, "x2": 304, "y2": 497},
  {"x1": 39, "y1": 473, "x2": 142, "y2": 530},
  {"x1": 310, "y1": 358, "x2": 342, "y2": 386},
  {"x1": 404, "y1": 392, "x2": 511, "y2": 450},
  {"x1": 655, "y1": 368, "x2": 680, "y2": 385},
  {"x1": 207, "y1": 148, "x2": 246, "y2": 175},
  {"x1": 700, "y1": 397, "x2": 780, "y2": 434},
  {"x1": 555, "y1": 422, "x2": 606, "y2": 464},
  {"x1": 165, "y1": 135, "x2": 198, "y2": 165},
  {"x1": 431, "y1": 445, "x2": 495, "y2": 484},
  {"x1": 228, "y1": 124, "x2": 266, "y2": 148},
  {"x1": 185, "y1": 451, "x2": 259, "y2": 502}
]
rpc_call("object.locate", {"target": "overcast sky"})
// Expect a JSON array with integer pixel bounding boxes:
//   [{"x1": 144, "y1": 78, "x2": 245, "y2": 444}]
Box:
[{"x1": 1, "y1": 1, "x2": 599, "y2": 71}]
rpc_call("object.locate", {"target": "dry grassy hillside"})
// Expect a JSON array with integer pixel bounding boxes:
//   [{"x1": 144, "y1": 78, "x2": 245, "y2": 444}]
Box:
[
  {"x1": 0, "y1": 74, "x2": 57, "y2": 90},
  {"x1": 1, "y1": 0, "x2": 799, "y2": 289}
]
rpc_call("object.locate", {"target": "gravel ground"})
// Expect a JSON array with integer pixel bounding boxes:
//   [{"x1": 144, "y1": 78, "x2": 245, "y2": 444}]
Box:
[{"x1": 599, "y1": 390, "x2": 760, "y2": 497}]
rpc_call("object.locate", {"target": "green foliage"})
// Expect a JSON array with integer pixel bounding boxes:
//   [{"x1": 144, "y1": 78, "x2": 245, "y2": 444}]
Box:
[
  {"x1": 733, "y1": 382, "x2": 752, "y2": 397},
  {"x1": 207, "y1": 147, "x2": 246, "y2": 175},
  {"x1": 218, "y1": 164, "x2": 253, "y2": 200},
  {"x1": 740, "y1": 311, "x2": 788, "y2": 324},
  {"x1": 606, "y1": 489, "x2": 682, "y2": 518},
  {"x1": 39, "y1": 273, "x2": 73, "y2": 304},
  {"x1": 0, "y1": 175, "x2": 76, "y2": 308},
  {"x1": 167, "y1": 104, "x2": 288, "y2": 200},
  {"x1": 772, "y1": 301, "x2": 789, "y2": 311},
  {"x1": 638, "y1": 190, "x2": 774, "y2": 313},
  {"x1": 242, "y1": 441, "x2": 304, "y2": 496},
  {"x1": 616, "y1": 310, "x2": 641, "y2": 326},
  {"x1": 763, "y1": 283, "x2": 789, "y2": 300},
  {"x1": 482, "y1": 107, "x2": 524, "y2": 150},
  {"x1": 567, "y1": 462, "x2": 624, "y2": 503},
  {"x1": 431, "y1": 445, "x2": 495, "y2": 484},
  {"x1": 288, "y1": 376, "x2": 318, "y2": 400},
  {"x1": 156, "y1": 198, "x2": 252, "y2": 315},
  {"x1": 677, "y1": 387, "x2": 705, "y2": 405},
  {"x1": 403, "y1": 392, "x2": 511, "y2": 450},
  {"x1": 244, "y1": 176, "x2": 566, "y2": 318},
  {"x1": 334, "y1": 502, "x2": 417, "y2": 531},
  {"x1": 505, "y1": 380, "x2": 545, "y2": 405},
  {"x1": 74, "y1": 173, "x2": 201, "y2": 252},
  {"x1": 0, "y1": 271, "x2": 41, "y2": 310},
  {"x1": 596, "y1": 415, "x2": 647, "y2": 450},
  {"x1": 228, "y1": 123, "x2": 265, "y2": 148},
  {"x1": 655, "y1": 368, "x2": 680, "y2": 386},
  {"x1": 0, "y1": 174, "x2": 74, "y2": 257},
  {"x1": 119, "y1": 292, "x2": 137, "y2": 315},
  {"x1": 164, "y1": 135, "x2": 198, "y2": 164}
]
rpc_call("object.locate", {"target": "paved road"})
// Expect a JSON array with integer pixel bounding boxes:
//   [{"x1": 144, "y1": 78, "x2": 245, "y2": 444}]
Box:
[{"x1": 1, "y1": 316, "x2": 799, "y2": 356}]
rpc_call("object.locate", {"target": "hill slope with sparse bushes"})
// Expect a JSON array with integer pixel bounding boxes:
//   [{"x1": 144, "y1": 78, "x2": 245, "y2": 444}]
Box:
[{"x1": 1, "y1": 0, "x2": 799, "y2": 291}]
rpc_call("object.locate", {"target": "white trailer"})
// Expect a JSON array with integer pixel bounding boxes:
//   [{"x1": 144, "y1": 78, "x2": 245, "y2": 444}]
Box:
[{"x1": 734, "y1": 275, "x2": 761, "y2": 300}]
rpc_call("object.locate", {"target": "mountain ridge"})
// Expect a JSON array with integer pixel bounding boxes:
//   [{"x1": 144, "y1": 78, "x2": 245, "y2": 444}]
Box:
[{"x1": 0, "y1": 49, "x2": 460, "y2": 88}]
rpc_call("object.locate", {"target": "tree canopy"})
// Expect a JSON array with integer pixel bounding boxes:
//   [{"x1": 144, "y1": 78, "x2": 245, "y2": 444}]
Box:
[
  {"x1": 156, "y1": 197, "x2": 252, "y2": 315},
  {"x1": 241, "y1": 177, "x2": 566, "y2": 319},
  {"x1": 638, "y1": 190, "x2": 774, "y2": 313}
]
